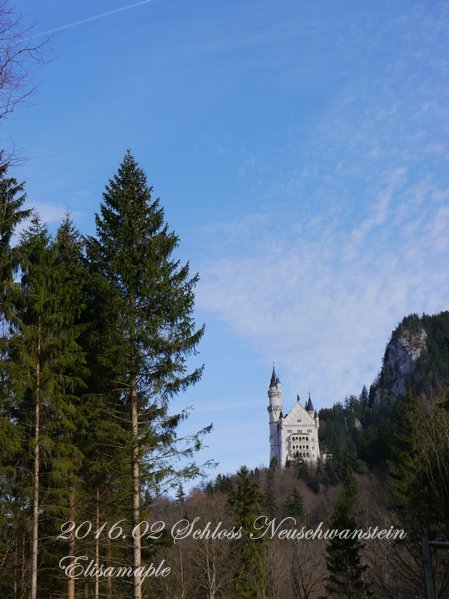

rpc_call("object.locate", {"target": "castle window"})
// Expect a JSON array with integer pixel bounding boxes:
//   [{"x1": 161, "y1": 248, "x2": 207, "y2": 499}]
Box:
[
  {"x1": 287, "y1": 429, "x2": 292, "y2": 433},
  {"x1": 297, "y1": 419, "x2": 301, "y2": 422},
  {"x1": 307, "y1": 429, "x2": 312, "y2": 433}
]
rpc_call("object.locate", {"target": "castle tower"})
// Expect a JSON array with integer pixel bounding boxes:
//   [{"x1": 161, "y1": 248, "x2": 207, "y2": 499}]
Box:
[
  {"x1": 267, "y1": 368, "x2": 321, "y2": 467},
  {"x1": 267, "y1": 366, "x2": 282, "y2": 464}
]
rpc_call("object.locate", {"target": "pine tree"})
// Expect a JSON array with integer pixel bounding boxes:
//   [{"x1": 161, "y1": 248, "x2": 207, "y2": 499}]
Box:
[
  {"x1": 0, "y1": 160, "x2": 29, "y2": 592},
  {"x1": 388, "y1": 392, "x2": 429, "y2": 535},
  {"x1": 228, "y1": 467, "x2": 268, "y2": 599},
  {"x1": 284, "y1": 488, "x2": 304, "y2": 520},
  {"x1": 45, "y1": 215, "x2": 89, "y2": 599},
  {"x1": 0, "y1": 159, "x2": 29, "y2": 341},
  {"x1": 3, "y1": 214, "x2": 87, "y2": 597},
  {"x1": 87, "y1": 151, "x2": 207, "y2": 599},
  {"x1": 176, "y1": 483, "x2": 186, "y2": 504},
  {"x1": 324, "y1": 473, "x2": 371, "y2": 599},
  {"x1": 0, "y1": 159, "x2": 29, "y2": 283},
  {"x1": 360, "y1": 385, "x2": 368, "y2": 406},
  {"x1": 264, "y1": 458, "x2": 277, "y2": 517}
]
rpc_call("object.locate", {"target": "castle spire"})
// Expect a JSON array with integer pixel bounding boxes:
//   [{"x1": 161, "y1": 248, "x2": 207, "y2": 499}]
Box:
[
  {"x1": 270, "y1": 363, "x2": 277, "y2": 388},
  {"x1": 306, "y1": 393, "x2": 314, "y2": 412}
]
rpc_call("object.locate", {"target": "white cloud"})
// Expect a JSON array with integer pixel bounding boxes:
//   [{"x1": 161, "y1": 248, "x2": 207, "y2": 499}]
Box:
[{"x1": 198, "y1": 174, "x2": 449, "y2": 406}]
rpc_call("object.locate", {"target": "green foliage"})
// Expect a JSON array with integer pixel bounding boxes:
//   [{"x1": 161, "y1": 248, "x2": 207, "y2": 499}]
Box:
[
  {"x1": 204, "y1": 472, "x2": 235, "y2": 495},
  {"x1": 264, "y1": 457, "x2": 277, "y2": 517},
  {"x1": 0, "y1": 213, "x2": 89, "y2": 596},
  {"x1": 389, "y1": 392, "x2": 449, "y2": 539},
  {"x1": 0, "y1": 154, "x2": 209, "y2": 596},
  {"x1": 87, "y1": 150, "x2": 208, "y2": 494},
  {"x1": 0, "y1": 160, "x2": 29, "y2": 288},
  {"x1": 176, "y1": 483, "x2": 186, "y2": 504},
  {"x1": 228, "y1": 467, "x2": 268, "y2": 599},
  {"x1": 283, "y1": 487, "x2": 304, "y2": 520},
  {"x1": 324, "y1": 473, "x2": 371, "y2": 599},
  {"x1": 387, "y1": 392, "x2": 449, "y2": 597}
]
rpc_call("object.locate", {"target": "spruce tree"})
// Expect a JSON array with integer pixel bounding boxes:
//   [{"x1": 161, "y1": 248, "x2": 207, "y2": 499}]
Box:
[
  {"x1": 324, "y1": 473, "x2": 371, "y2": 599},
  {"x1": 87, "y1": 151, "x2": 207, "y2": 599},
  {"x1": 0, "y1": 160, "x2": 29, "y2": 592},
  {"x1": 4, "y1": 214, "x2": 87, "y2": 598},
  {"x1": 228, "y1": 467, "x2": 268, "y2": 599},
  {"x1": 264, "y1": 458, "x2": 277, "y2": 517},
  {"x1": 0, "y1": 159, "x2": 29, "y2": 287},
  {"x1": 284, "y1": 488, "x2": 305, "y2": 520},
  {"x1": 45, "y1": 215, "x2": 89, "y2": 599},
  {"x1": 388, "y1": 393, "x2": 429, "y2": 534}
]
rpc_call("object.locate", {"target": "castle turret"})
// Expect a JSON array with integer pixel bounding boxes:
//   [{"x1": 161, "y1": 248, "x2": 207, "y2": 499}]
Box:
[
  {"x1": 267, "y1": 366, "x2": 282, "y2": 464},
  {"x1": 306, "y1": 393, "x2": 314, "y2": 414}
]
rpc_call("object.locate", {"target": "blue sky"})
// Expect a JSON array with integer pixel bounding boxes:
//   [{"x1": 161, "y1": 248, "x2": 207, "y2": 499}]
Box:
[{"x1": 2, "y1": 0, "x2": 449, "y2": 479}]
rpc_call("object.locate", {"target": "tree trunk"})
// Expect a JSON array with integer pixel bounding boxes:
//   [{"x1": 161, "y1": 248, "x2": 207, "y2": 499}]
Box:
[
  {"x1": 21, "y1": 534, "x2": 26, "y2": 597},
  {"x1": 131, "y1": 381, "x2": 142, "y2": 599},
  {"x1": 106, "y1": 533, "x2": 113, "y2": 599},
  {"x1": 95, "y1": 488, "x2": 100, "y2": 599},
  {"x1": 30, "y1": 327, "x2": 41, "y2": 599},
  {"x1": 67, "y1": 484, "x2": 76, "y2": 599}
]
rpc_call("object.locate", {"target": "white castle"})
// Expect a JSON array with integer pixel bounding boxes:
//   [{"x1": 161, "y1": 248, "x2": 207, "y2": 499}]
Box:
[{"x1": 267, "y1": 367, "x2": 320, "y2": 466}]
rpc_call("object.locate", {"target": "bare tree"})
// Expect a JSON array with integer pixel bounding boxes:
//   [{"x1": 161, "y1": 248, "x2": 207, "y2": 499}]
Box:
[
  {"x1": 0, "y1": 0, "x2": 49, "y2": 117},
  {"x1": 290, "y1": 539, "x2": 325, "y2": 599}
]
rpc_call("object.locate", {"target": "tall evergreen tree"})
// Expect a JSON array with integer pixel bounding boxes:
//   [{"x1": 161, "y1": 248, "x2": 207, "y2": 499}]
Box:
[
  {"x1": 284, "y1": 487, "x2": 305, "y2": 520},
  {"x1": 87, "y1": 151, "x2": 207, "y2": 599},
  {"x1": 387, "y1": 393, "x2": 449, "y2": 597},
  {"x1": 45, "y1": 215, "x2": 89, "y2": 599},
  {"x1": 0, "y1": 160, "x2": 29, "y2": 592},
  {"x1": 3, "y1": 214, "x2": 87, "y2": 598},
  {"x1": 228, "y1": 467, "x2": 268, "y2": 599},
  {"x1": 388, "y1": 393, "x2": 428, "y2": 533},
  {"x1": 264, "y1": 458, "x2": 277, "y2": 517},
  {"x1": 0, "y1": 159, "x2": 29, "y2": 330},
  {"x1": 324, "y1": 473, "x2": 371, "y2": 599}
]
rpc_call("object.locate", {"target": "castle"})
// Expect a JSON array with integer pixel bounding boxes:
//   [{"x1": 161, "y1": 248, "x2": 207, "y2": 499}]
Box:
[{"x1": 267, "y1": 367, "x2": 320, "y2": 466}]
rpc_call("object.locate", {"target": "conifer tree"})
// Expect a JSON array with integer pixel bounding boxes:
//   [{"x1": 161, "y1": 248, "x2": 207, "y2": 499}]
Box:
[
  {"x1": 0, "y1": 160, "x2": 29, "y2": 590},
  {"x1": 228, "y1": 467, "x2": 268, "y2": 599},
  {"x1": 264, "y1": 458, "x2": 277, "y2": 517},
  {"x1": 176, "y1": 483, "x2": 186, "y2": 504},
  {"x1": 284, "y1": 487, "x2": 304, "y2": 520},
  {"x1": 46, "y1": 215, "x2": 89, "y2": 599},
  {"x1": 87, "y1": 151, "x2": 207, "y2": 599},
  {"x1": 3, "y1": 214, "x2": 87, "y2": 598},
  {"x1": 388, "y1": 392, "x2": 429, "y2": 534},
  {"x1": 324, "y1": 472, "x2": 371, "y2": 599},
  {"x1": 0, "y1": 159, "x2": 29, "y2": 332}
]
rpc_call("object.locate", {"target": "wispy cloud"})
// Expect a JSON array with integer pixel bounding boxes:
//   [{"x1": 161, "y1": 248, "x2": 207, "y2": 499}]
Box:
[
  {"x1": 198, "y1": 168, "x2": 449, "y2": 405},
  {"x1": 193, "y1": 1, "x2": 449, "y2": 409}
]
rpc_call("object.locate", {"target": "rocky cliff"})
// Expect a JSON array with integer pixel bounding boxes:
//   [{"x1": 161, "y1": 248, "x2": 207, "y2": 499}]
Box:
[{"x1": 371, "y1": 311, "x2": 449, "y2": 402}]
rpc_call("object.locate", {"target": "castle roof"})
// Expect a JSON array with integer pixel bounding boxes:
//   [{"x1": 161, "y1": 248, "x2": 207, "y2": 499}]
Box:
[
  {"x1": 269, "y1": 365, "x2": 279, "y2": 388},
  {"x1": 305, "y1": 393, "x2": 314, "y2": 412}
]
